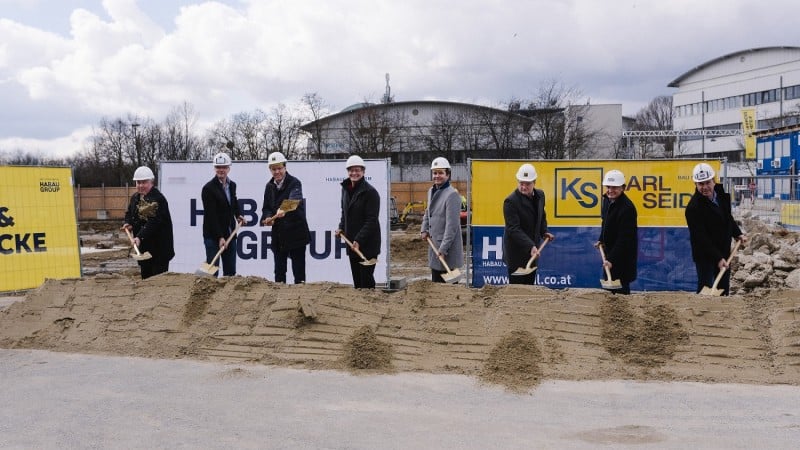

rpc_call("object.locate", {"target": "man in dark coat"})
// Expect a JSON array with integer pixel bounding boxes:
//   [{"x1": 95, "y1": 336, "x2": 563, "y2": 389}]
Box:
[
  {"x1": 503, "y1": 163, "x2": 555, "y2": 284},
  {"x1": 123, "y1": 166, "x2": 175, "y2": 280},
  {"x1": 261, "y1": 152, "x2": 310, "y2": 284},
  {"x1": 685, "y1": 163, "x2": 747, "y2": 296},
  {"x1": 336, "y1": 155, "x2": 381, "y2": 289},
  {"x1": 595, "y1": 169, "x2": 638, "y2": 294},
  {"x1": 201, "y1": 152, "x2": 243, "y2": 277}
]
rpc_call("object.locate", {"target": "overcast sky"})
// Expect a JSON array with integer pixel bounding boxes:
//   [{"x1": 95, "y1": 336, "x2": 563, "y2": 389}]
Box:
[{"x1": 2, "y1": 0, "x2": 799, "y2": 158}]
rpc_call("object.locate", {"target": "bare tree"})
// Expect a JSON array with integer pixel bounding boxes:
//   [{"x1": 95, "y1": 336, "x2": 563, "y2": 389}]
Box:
[
  {"x1": 634, "y1": 95, "x2": 674, "y2": 157},
  {"x1": 523, "y1": 80, "x2": 595, "y2": 159},
  {"x1": 300, "y1": 92, "x2": 331, "y2": 159},
  {"x1": 472, "y1": 102, "x2": 527, "y2": 159},
  {"x1": 344, "y1": 104, "x2": 407, "y2": 156},
  {"x1": 266, "y1": 103, "x2": 305, "y2": 159},
  {"x1": 421, "y1": 109, "x2": 465, "y2": 163}
]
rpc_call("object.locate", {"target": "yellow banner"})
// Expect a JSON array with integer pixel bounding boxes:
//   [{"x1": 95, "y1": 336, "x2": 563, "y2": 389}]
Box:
[
  {"x1": 0, "y1": 166, "x2": 81, "y2": 292},
  {"x1": 741, "y1": 108, "x2": 757, "y2": 160},
  {"x1": 471, "y1": 159, "x2": 720, "y2": 227}
]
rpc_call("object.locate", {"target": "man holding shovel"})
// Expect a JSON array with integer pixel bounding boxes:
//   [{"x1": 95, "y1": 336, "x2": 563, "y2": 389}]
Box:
[
  {"x1": 594, "y1": 169, "x2": 638, "y2": 294},
  {"x1": 123, "y1": 166, "x2": 174, "y2": 280},
  {"x1": 336, "y1": 155, "x2": 381, "y2": 289},
  {"x1": 685, "y1": 163, "x2": 747, "y2": 296},
  {"x1": 201, "y1": 152, "x2": 244, "y2": 277},
  {"x1": 260, "y1": 152, "x2": 310, "y2": 284},
  {"x1": 420, "y1": 157, "x2": 464, "y2": 283},
  {"x1": 502, "y1": 163, "x2": 555, "y2": 285}
]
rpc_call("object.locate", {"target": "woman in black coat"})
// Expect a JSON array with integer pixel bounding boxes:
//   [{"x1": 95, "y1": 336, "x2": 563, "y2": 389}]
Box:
[
  {"x1": 123, "y1": 166, "x2": 174, "y2": 280},
  {"x1": 337, "y1": 155, "x2": 381, "y2": 289}
]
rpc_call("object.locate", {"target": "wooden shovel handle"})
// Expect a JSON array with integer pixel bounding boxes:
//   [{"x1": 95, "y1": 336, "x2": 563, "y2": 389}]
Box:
[
  {"x1": 597, "y1": 243, "x2": 615, "y2": 281},
  {"x1": 709, "y1": 239, "x2": 742, "y2": 289},
  {"x1": 123, "y1": 227, "x2": 144, "y2": 256},
  {"x1": 340, "y1": 234, "x2": 370, "y2": 262},
  {"x1": 209, "y1": 221, "x2": 242, "y2": 266},
  {"x1": 425, "y1": 237, "x2": 452, "y2": 272},
  {"x1": 523, "y1": 237, "x2": 550, "y2": 269}
]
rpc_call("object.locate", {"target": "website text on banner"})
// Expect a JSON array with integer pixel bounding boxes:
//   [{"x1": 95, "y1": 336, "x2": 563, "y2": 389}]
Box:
[
  {"x1": 160, "y1": 160, "x2": 390, "y2": 284},
  {"x1": 0, "y1": 166, "x2": 81, "y2": 292},
  {"x1": 470, "y1": 159, "x2": 720, "y2": 291}
]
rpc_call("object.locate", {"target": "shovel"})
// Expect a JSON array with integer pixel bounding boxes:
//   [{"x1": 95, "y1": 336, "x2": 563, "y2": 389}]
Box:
[
  {"x1": 596, "y1": 243, "x2": 622, "y2": 290},
  {"x1": 196, "y1": 221, "x2": 242, "y2": 276},
  {"x1": 512, "y1": 237, "x2": 550, "y2": 276},
  {"x1": 261, "y1": 199, "x2": 301, "y2": 225},
  {"x1": 425, "y1": 237, "x2": 461, "y2": 283},
  {"x1": 123, "y1": 227, "x2": 152, "y2": 261},
  {"x1": 340, "y1": 234, "x2": 377, "y2": 266},
  {"x1": 699, "y1": 239, "x2": 742, "y2": 296}
]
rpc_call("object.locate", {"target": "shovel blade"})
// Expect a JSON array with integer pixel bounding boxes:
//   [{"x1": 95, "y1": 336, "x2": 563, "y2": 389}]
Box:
[
  {"x1": 196, "y1": 262, "x2": 218, "y2": 276},
  {"x1": 699, "y1": 286, "x2": 723, "y2": 296},
  {"x1": 442, "y1": 268, "x2": 462, "y2": 283},
  {"x1": 600, "y1": 279, "x2": 622, "y2": 290},
  {"x1": 131, "y1": 251, "x2": 152, "y2": 261},
  {"x1": 359, "y1": 258, "x2": 378, "y2": 266},
  {"x1": 511, "y1": 266, "x2": 536, "y2": 276}
]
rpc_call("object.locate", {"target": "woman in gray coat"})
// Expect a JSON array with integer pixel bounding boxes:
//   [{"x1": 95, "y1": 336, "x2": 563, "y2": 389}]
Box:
[{"x1": 420, "y1": 157, "x2": 464, "y2": 283}]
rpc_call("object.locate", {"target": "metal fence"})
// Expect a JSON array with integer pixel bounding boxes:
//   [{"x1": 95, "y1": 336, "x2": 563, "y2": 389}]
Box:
[{"x1": 723, "y1": 174, "x2": 800, "y2": 230}]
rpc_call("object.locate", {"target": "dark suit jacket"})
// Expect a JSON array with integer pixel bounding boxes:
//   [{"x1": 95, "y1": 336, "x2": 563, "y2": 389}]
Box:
[
  {"x1": 260, "y1": 173, "x2": 310, "y2": 252},
  {"x1": 124, "y1": 187, "x2": 175, "y2": 264},
  {"x1": 339, "y1": 178, "x2": 381, "y2": 259},
  {"x1": 599, "y1": 192, "x2": 638, "y2": 283},
  {"x1": 502, "y1": 188, "x2": 549, "y2": 270},
  {"x1": 685, "y1": 183, "x2": 743, "y2": 264},
  {"x1": 201, "y1": 176, "x2": 240, "y2": 241}
]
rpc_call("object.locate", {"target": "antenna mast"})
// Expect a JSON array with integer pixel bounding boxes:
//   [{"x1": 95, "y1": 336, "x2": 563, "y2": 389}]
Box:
[{"x1": 382, "y1": 73, "x2": 393, "y2": 104}]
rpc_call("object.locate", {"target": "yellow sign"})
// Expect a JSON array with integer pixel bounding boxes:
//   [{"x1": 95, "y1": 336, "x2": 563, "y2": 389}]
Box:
[
  {"x1": 471, "y1": 159, "x2": 720, "y2": 227},
  {"x1": 741, "y1": 108, "x2": 757, "y2": 160},
  {"x1": 0, "y1": 166, "x2": 81, "y2": 292}
]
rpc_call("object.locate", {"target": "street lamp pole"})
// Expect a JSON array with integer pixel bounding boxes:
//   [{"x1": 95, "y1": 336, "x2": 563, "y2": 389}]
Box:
[{"x1": 131, "y1": 122, "x2": 141, "y2": 167}]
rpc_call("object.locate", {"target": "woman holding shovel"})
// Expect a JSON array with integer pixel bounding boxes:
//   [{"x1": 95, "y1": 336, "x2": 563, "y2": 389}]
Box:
[
  {"x1": 420, "y1": 157, "x2": 464, "y2": 283},
  {"x1": 685, "y1": 163, "x2": 747, "y2": 296},
  {"x1": 260, "y1": 152, "x2": 310, "y2": 284},
  {"x1": 336, "y1": 155, "x2": 381, "y2": 289},
  {"x1": 594, "y1": 169, "x2": 638, "y2": 295},
  {"x1": 122, "y1": 166, "x2": 175, "y2": 280},
  {"x1": 502, "y1": 163, "x2": 555, "y2": 285}
]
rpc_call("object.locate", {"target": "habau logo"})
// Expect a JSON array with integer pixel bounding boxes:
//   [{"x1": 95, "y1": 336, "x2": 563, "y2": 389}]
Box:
[
  {"x1": 554, "y1": 168, "x2": 602, "y2": 218},
  {"x1": 39, "y1": 179, "x2": 60, "y2": 192}
]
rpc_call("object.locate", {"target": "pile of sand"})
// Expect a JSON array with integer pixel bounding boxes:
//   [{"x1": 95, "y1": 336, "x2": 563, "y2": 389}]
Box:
[{"x1": 2, "y1": 273, "x2": 799, "y2": 391}]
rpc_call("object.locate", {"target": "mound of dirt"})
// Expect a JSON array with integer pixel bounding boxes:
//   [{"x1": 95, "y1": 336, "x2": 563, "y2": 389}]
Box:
[{"x1": 2, "y1": 274, "x2": 799, "y2": 392}]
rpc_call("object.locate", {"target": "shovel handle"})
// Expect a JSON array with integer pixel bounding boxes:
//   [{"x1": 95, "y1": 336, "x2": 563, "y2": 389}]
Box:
[
  {"x1": 209, "y1": 221, "x2": 242, "y2": 267},
  {"x1": 522, "y1": 237, "x2": 551, "y2": 269},
  {"x1": 123, "y1": 227, "x2": 144, "y2": 256},
  {"x1": 709, "y1": 239, "x2": 742, "y2": 290},
  {"x1": 340, "y1": 234, "x2": 370, "y2": 263},
  {"x1": 597, "y1": 243, "x2": 615, "y2": 281},
  {"x1": 425, "y1": 237, "x2": 453, "y2": 272}
]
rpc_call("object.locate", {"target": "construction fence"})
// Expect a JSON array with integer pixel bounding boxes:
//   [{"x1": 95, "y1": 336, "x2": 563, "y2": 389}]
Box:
[{"x1": 723, "y1": 174, "x2": 800, "y2": 230}]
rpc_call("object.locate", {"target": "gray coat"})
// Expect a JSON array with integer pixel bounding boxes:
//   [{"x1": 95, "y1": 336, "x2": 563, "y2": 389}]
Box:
[{"x1": 421, "y1": 185, "x2": 464, "y2": 271}]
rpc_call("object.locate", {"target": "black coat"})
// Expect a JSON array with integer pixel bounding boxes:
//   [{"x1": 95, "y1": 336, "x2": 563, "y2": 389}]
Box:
[
  {"x1": 338, "y1": 178, "x2": 381, "y2": 260},
  {"x1": 685, "y1": 183, "x2": 743, "y2": 264},
  {"x1": 502, "y1": 188, "x2": 549, "y2": 269},
  {"x1": 124, "y1": 187, "x2": 175, "y2": 264},
  {"x1": 201, "y1": 176, "x2": 240, "y2": 241},
  {"x1": 260, "y1": 173, "x2": 310, "y2": 252},
  {"x1": 599, "y1": 192, "x2": 638, "y2": 283}
]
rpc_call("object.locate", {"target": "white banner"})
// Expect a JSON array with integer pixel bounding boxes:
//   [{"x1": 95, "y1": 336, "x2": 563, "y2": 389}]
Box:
[{"x1": 159, "y1": 159, "x2": 390, "y2": 284}]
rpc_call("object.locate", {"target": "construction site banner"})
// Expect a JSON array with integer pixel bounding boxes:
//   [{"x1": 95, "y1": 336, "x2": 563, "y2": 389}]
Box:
[
  {"x1": 469, "y1": 159, "x2": 721, "y2": 291},
  {"x1": 0, "y1": 166, "x2": 81, "y2": 292},
  {"x1": 160, "y1": 160, "x2": 390, "y2": 284}
]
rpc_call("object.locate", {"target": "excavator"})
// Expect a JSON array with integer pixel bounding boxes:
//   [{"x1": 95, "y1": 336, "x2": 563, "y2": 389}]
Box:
[{"x1": 390, "y1": 196, "x2": 468, "y2": 231}]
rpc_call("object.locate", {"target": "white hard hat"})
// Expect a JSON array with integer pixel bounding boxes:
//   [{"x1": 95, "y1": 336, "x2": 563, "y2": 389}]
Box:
[
  {"x1": 515, "y1": 163, "x2": 537, "y2": 182},
  {"x1": 602, "y1": 169, "x2": 625, "y2": 187},
  {"x1": 132, "y1": 166, "x2": 155, "y2": 181},
  {"x1": 212, "y1": 152, "x2": 232, "y2": 167},
  {"x1": 346, "y1": 155, "x2": 365, "y2": 169},
  {"x1": 692, "y1": 163, "x2": 716, "y2": 182},
  {"x1": 431, "y1": 157, "x2": 451, "y2": 170},
  {"x1": 268, "y1": 152, "x2": 287, "y2": 166}
]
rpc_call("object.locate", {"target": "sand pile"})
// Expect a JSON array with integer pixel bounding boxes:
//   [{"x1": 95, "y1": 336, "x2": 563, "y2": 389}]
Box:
[{"x1": 2, "y1": 273, "x2": 799, "y2": 391}]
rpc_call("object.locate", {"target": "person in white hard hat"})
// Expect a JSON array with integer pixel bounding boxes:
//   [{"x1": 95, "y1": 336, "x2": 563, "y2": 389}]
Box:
[
  {"x1": 502, "y1": 163, "x2": 555, "y2": 284},
  {"x1": 594, "y1": 169, "x2": 638, "y2": 294},
  {"x1": 201, "y1": 151, "x2": 244, "y2": 277},
  {"x1": 420, "y1": 157, "x2": 464, "y2": 283},
  {"x1": 685, "y1": 162, "x2": 747, "y2": 295},
  {"x1": 336, "y1": 155, "x2": 381, "y2": 289},
  {"x1": 122, "y1": 166, "x2": 174, "y2": 279},
  {"x1": 260, "y1": 152, "x2": 310, "y2": 284}
]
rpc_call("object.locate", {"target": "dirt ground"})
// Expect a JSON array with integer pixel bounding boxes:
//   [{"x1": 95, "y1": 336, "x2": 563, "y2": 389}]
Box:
[{"x1": 1, "y1": 220, "x2": 799, "y2": 392}]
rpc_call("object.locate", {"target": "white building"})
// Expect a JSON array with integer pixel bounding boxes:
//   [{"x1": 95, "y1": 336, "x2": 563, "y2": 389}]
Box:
[{"x1": 670, "y1": 46, "x2": 800, "y2": 161}]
